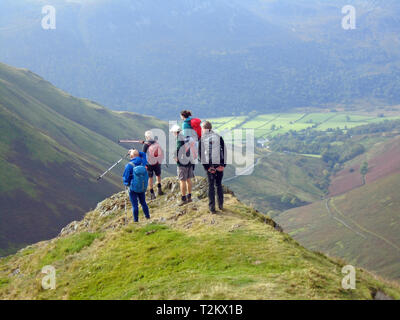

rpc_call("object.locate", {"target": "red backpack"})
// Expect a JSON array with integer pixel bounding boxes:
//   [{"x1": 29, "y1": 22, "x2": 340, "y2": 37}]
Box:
[{"x1": 190, "y1": 118, "x2": 202, "y2": 139}]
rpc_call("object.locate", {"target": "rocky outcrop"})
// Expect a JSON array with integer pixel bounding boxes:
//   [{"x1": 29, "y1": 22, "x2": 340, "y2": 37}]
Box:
[{"x1": 58, "y1": 177, "x2": 279, "y2": 237}]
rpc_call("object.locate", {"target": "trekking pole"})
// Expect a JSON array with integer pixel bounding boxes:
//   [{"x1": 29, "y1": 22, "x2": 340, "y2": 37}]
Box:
[
  {"x1": 125, "y1": 186, "x2": 128, "y2": 225},
  {"x1": 118, "y1": 139, "x2": 143, "y2": 144},
  {"x1": 97, "y1": 152, "x2": 129, "y2": 181}
]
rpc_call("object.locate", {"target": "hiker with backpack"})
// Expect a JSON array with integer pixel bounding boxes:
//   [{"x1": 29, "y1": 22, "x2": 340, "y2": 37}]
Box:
[
  {"x1": 180, "y1": 110, "x2": 202, "y2": 172},
  {"x1": 170, "y1": 124, "x2": 194, "y2": 206},
  {"x1": 142, "y1": 130, "x2": 164, "y2": 200},
  {"x1": 180, "y1": 110, "x2": 202, "y2": 140},
  {"x1": 199, "y1": 121, "x2": 226, "y2": 214},
  {"x1": 122, "y1": 149, "x2": 150, "y2": 222}
]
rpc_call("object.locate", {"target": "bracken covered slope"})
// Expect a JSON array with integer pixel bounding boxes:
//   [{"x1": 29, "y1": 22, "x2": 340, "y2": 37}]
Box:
[{"x1": 277, "y1": 136, "x2": 400, "y2": 282}]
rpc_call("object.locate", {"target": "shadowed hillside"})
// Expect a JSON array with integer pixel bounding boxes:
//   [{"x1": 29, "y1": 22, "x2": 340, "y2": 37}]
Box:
[{"x1": 0, "y1": 62, "x2": 167, "y2": 256}]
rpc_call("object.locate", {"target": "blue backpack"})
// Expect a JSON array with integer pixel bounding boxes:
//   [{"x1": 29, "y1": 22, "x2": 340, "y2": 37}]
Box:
[{"x1": 129, "y1": 163, "x2": 148, "y2": 193}]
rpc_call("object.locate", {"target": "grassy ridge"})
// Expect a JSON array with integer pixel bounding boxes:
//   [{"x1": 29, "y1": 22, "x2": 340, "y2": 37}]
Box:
[{"x1": 1, "y1": 178, "x2": 398, "y2": 300}]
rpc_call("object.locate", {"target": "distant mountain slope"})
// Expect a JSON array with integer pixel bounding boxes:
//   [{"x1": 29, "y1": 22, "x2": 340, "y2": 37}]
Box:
[
  {"x1": 1, "y1": 0, "x2": 400, "y2": 117},
  {"x1": 226, "y1": 151, "x2": 327, "y2": 215},
  {"x1": 276, "y1": 136, "x2": 400, "y2": 281},
  {"x1": 1, "y1": 177, "x2": 398, "y2": 300},
  {"x1": 0, "y1": 62, "x2": 166, "y2": 256},
  {"x1": 329, "y1": 136, "x2": 400, "y2": 196}
]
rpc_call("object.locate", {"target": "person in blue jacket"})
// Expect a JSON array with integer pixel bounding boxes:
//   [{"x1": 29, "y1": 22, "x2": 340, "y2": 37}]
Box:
[{"x1": 123, "y1": 149, "x2": 150, "y2": 222}]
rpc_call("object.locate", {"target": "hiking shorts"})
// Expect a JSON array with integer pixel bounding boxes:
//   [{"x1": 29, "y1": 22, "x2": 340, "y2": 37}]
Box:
[
  {"x1": 146, "y1": 164, "x2": 161, "y2": 178},
  {"x1": 177, "y1": 165, "x2": 194, "y2": 181}
]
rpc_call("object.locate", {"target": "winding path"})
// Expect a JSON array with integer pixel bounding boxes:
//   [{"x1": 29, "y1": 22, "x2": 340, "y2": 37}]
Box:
[
  {"x1": 325, "y1": 199, "x2": 367, "y2": 239},
  {"x1": 329, "y1": 199, "x2": 400, "y2": 252}
]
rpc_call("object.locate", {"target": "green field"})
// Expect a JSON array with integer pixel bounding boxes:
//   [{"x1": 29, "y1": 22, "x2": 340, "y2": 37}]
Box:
[
  {"x1": 211, "y1": 116, "x2": 247, "y2": 130},
  {"x1": 210, "y1": 113, "x2": 400, "y2": 138}
]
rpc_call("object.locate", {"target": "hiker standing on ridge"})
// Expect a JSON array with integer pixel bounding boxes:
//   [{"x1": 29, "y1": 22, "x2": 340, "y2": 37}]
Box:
[
  {"x1": 123, "y1": 149, "x2": 150, "y2": 222},
  {"x1": 180, "y1": 110, "x2": 199, "y2": 138},
  {"x1": 180, "y1": 110, "x2": 202, "y2": 172},
  {"x1": 142, "y1": 130, "x2": 164, "y2": 200},
  {"x1": 199, "y1": 121, "x2": 226, "y2": 214},
  {"x1": 171, "y1": 124, "x2": 194, "y2": 206}
]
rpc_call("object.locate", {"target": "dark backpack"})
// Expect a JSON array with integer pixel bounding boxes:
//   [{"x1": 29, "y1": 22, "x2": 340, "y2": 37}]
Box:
[
  {"x1": 184, "y1": 136, "x2": 198, "y2": 164},
  {"x1": 129, "y1": 163, "x2": 148, "y2": 193},
  {"x1": 202, "y1": 132, "x2": 224, "y2": 165}
]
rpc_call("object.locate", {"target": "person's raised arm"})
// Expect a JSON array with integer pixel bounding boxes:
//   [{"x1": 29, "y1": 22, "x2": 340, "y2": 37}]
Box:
[{"x1": 139, "y1": 151, "x2": 147, "y2": 166}]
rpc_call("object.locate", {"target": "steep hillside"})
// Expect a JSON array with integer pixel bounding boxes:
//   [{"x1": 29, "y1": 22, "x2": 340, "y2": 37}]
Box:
[
  {"x1": 276, "y1": 137, "x2": 400, "y2": 281},
  {"x1": 0, "y1": 62, "x2": 167, "y2": 256},
  {"x1": 329, "y1": 135, "x2": 400, "y2": 196},
  {"x1": 0, "y1": 177, "x2": 398, "y2": 300}
]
